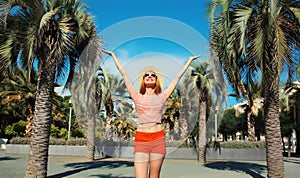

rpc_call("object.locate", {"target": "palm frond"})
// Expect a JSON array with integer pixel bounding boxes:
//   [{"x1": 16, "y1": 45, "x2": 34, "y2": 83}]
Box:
[{"x1": 233, "y1": 5, "x2": 253, "y2": 55}]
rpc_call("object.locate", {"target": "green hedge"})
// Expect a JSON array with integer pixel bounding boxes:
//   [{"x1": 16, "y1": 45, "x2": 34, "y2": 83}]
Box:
[
  {"x1": 207, "y1": 141, "x2": 266, "y2": 149},
  {"x1": 9, "y1": 137, "x2": 86, "y2": 146},
  {"x1": 9, "y1": 137, "x2": 266, "y2": 149}
]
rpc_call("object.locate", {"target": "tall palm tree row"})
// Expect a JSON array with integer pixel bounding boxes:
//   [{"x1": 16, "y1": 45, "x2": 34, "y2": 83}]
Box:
[
  {"x1": 208, "y1": 0, "x2": 300, "y2": 177},
  {"x1": 0, "y1": 0, "x2": 100, "y2": 177}
]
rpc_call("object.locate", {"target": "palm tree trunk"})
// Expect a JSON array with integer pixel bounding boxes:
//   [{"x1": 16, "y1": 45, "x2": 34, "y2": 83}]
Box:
[
  {"x1": 295, "y1": 94, "x2": 300, "y2": 154},
  {"x1": 174, "y1": 116, "x2": 179, "y2": 139},
  {"x1": 25, "y1": 58, "x2": 56, "y2": 177},
  {"x1": 264, "y1": 95, "x2": 284, "y2": 178},
  {"x1": 180, "y1": 98, "x2": 188, "y2": 140},
  {"x1": 247, "y1": 112, "x2": 255, "y2": 142},
  {"x1": 198, "y1": 101, "x2": 207, "y2": 163},
  {"x1": 86, "y1": 114, "x2": 95, "y2": 160},
  {"x1": 263, "y1": 42, "x2": 285, "y2": 178},
  {"x1": 179, "y1": 117, "x2": 188, "y2": 140},
  {"x1": 105, "y1": 115, "x2": 112, "y2": 139},
  {"x1": 287, "y1": 135, "x2": 291, "y2": 158},
  {"x1": 25, "y1": 104, "x2": 33, "y2": 137},
  {"x1": 105, "y1": 98, "x2": 113, "y2": 140},
  {"x1": 164, "y1": 122, "x2": 170, "y2": 140}
]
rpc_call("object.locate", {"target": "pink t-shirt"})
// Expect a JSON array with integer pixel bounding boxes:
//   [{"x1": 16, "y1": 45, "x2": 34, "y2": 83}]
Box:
[{"x1": 132, "y1": 90, "x2": 167, "y2": 124}]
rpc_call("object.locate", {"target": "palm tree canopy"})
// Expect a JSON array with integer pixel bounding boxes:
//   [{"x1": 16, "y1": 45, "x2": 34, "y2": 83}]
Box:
[
  {"x1": 208, "y1": 0, "x2": 300, "y2": 98},
  {"x1": 0, "y1": 0, "x2": 97, "y2": 86},
  {"x1": 190, "y1": 59, "x2": 226, "y2": 107}
]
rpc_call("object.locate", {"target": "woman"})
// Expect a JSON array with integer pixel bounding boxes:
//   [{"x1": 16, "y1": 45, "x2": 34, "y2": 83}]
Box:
[{"x1": 102, "y1": 50, "x2": 199, "y2": 178}]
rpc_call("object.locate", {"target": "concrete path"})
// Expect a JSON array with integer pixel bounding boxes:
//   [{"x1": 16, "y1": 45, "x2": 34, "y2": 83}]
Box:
[{"x1": 0, "y1": 150, "x2": 299, "y2": 178}]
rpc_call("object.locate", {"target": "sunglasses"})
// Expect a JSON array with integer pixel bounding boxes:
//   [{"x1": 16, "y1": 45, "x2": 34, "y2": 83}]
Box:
[{"x1": 143, "y1": 73, "x2": 157, "y2": 78}]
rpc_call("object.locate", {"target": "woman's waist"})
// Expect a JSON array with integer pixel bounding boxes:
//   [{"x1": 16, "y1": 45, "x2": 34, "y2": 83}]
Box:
[
  {"x1": 136, "y1": 123, "x2": 163, "y2": 132},
  {"x1": 137, "y1": 115, "x2": 162, "y2": 125}
]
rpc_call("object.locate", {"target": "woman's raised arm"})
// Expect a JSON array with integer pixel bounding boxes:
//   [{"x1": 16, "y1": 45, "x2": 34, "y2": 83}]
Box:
[
  {"x1": 102, "y1": 50, "x2": 136, "y2": 97},
  {"x1": 163, "y1": 55, "x2": 200, "y2": 98}
]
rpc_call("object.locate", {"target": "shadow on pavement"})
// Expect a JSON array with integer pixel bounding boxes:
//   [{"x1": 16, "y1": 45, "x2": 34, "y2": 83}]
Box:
[
  {"x1": 284, "y1": 158, "x2": 300, "y2": 165},
  {"x1": 0, "y1": 156, "x2": 20, "y2": 161},
  {"x1": 89, "y1": 174, "x2": 134, "y2": 178},
  {"x1": 48, "y1": 160, "x2": 134, "y2": 178},
  {"x1": 204, "y1": 161, "x2": 267, "y2": 178}
]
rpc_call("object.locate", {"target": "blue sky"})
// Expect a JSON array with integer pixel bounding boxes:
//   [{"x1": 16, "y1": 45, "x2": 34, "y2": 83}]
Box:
[
  {"x1": 80, "y1": 0, "x2": 236, "y2": 107},
  {"x1": 84, "y1": 0, "x2": 210, "y2": 37},
  {"x1": 83, "y1": 1, "x2": 212, "y2": 79}
]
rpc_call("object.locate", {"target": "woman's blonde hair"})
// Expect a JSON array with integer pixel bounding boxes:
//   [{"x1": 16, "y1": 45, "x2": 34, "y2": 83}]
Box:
[{"x1": 139, "y1": 71, "x2": 162, "y2": 94}]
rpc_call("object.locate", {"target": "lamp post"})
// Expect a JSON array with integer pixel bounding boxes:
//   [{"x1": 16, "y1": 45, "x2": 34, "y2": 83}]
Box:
[
  {"x1": 214, "y1": 106, "x2": 218, "y2": 141},
  {"x1": 68, "y1": 98, "x2": 72, "y2": 140}
]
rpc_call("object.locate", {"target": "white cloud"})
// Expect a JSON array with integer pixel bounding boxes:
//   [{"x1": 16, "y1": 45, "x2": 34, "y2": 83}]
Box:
[{"x1": 54, "y1": 86, "x2": 71, "y2": 97}]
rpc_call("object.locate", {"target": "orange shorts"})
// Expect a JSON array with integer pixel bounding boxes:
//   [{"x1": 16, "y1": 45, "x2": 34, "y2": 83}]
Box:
[{"x1": 134, "y1": 130, "x2": 166, "y2": 154}]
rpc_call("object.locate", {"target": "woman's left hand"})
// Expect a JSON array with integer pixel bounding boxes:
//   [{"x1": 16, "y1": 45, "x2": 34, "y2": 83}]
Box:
[{"x1": 189, "y1": 55, "x2": 201, "y2": 61}]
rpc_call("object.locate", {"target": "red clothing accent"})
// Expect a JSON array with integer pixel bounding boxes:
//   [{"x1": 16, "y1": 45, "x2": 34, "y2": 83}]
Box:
[{"x1": 134, "y1": 130, "x2": 166, "y2": 154}]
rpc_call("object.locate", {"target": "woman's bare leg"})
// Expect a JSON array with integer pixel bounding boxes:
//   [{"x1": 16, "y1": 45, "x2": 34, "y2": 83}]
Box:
[
  {"x1": 134, "y1": 152, "x2": 149, "y2": 178},
  {"x1": 149, "y1": 154, "x2": 165, "y2": 178}
]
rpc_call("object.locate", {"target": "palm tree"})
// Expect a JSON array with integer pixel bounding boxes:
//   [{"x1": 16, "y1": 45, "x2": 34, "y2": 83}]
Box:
[
  {"x1": 113, "y1": 100, "x2": 136, "y2": 141},
  {"x1": 190, "y1": 60, "x2": 222, "y2": 163},
  {"x1": 0, "y1": 0, "x2": 99, "y2": 177},
  {"x1": 71, "y1": 38, "x2": 102, "y2": 160},
  {"x1": 178, "y1": 77, "x2": 199, "y2": 141},
  {"x1": 233, "y1": 83, "x2": 264, "y2": 141},
  {"x1": 208, "y1": 0, "x2": 300, "y2": 177},
  {"x1": 99, "y1": 70, "x2": 128, "y2": 140},
  {"x1": 163, "y1": 89, "x2": 181, "y2": 140}
]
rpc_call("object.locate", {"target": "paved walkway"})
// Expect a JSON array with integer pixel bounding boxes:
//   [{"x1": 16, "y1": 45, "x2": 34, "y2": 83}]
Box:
[{"x1": 0, "y1": 149, "x2": 299, "y2": 178}]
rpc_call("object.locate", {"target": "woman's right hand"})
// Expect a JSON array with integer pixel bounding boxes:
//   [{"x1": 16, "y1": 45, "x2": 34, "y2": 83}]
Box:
[{"x1": 102, "y1": 49, "x2": 114, "y2": 56}]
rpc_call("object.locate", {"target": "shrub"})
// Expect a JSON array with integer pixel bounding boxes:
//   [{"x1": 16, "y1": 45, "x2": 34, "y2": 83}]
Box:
[
  {"x1": 49, "y1": 137, "x2": 86, "y2": 145},
  {"x1": 9, "y1": 137, "x2": 30, "y2": 144},
  {"x1": 49, "y1": 138, "x2": 67, "y2": 145},
  {"x1": 5, "y1": 120, "x2": 26, "y2": 138},
  {"x1": 50, "y1": 124, "x2": 60, "y2": 138},
  {"x1": 71, "y1": 128, "x2": 85, "y2": 138},
  {"x1": 65, "y1": 138, "x2": 86, "y2": 146},
  {"x1": 9, "y1": 137, "x2": 87, "y2": 146},
  {"x1": 207, "y1": 140, "x2": 265, "y2": 149},
  {"x1": 59, "y1": 128, "x2": 68, "y2": 139},
  {"x1": 5, "y1": 125, "x2": 16, "y2": 137}
]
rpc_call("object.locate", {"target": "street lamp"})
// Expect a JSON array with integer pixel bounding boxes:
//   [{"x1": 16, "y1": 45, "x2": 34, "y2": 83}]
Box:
[
  {"x1": 215, "y1": 106, "x2": 218, "y2": 141},
  {"x1": 68, "y1": 98, "x2": 72, "y2": 140}
]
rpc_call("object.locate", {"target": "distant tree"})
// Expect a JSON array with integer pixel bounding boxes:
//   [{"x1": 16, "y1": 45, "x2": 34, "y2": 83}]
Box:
[
  {"x1": 279, "y1": 111, "x2": 293, "y2": 155},
  {"x1": 283, "y1": 81, "x2": 300, "y2": 154},
  {"x1": 219, "y1": 108, "x2": 243, "y2": 141}
]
